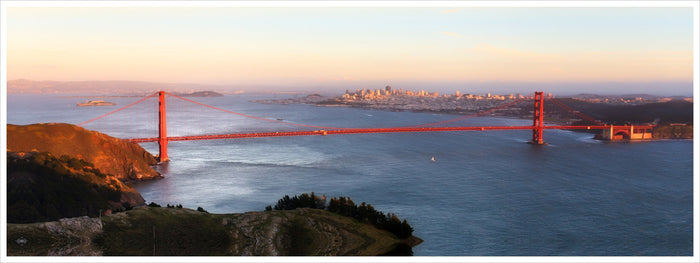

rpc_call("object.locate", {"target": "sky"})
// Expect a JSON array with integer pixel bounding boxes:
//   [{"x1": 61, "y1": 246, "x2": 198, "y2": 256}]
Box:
[{"x1": 3, "y1": 3, "x2": 697, "y2": 95}]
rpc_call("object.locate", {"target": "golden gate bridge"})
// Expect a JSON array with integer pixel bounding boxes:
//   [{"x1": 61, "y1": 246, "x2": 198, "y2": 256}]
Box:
[{"x1": 77, "y1": 91, "x2": 654, "y2": 162}]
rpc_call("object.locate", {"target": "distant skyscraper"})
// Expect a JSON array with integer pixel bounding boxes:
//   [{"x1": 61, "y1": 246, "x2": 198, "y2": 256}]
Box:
[
  {"x1": 455, "y1": 90, "x2": 460, "y2": 97},
  {"x1": 385, "y1": 85, "x2": 392, "y2": 92}
]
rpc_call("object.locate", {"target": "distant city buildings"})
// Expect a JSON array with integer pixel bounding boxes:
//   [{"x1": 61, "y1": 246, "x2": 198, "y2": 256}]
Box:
[
  {"x1": 335, "y1": 85, "x2": 685, "y2": 112},
  {"x1": 258, "y1": 85, "x2": 690, "y2": 121},
  {"x1": 334, "y1": 86, "x2": 533, "y2": 112},
  {"x1": 341, "y1": 86, "x2": 521, "y2": 102}
]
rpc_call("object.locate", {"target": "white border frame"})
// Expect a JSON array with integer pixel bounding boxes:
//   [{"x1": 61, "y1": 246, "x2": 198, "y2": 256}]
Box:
[{"x1": 1, "y1": 1, "x2": 698, "y2": 263}]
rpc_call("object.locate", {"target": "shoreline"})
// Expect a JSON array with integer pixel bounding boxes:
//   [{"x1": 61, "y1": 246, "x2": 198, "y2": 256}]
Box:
[{"x1": 267, "y1": 99, "x2": 564, "y2": 125}]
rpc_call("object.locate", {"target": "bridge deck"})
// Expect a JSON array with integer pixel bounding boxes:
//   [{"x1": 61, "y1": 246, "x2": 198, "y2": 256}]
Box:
[{"x1": 124, "y1": 125, "x2": 629, "y2": 143}]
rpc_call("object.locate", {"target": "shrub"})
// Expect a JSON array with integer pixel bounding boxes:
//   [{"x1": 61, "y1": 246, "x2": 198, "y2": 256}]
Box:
[
  {"x1": 266, "y1": 193, "x2": 413, "y2": 239},
  {"x1": 7, "y1": 152, "x2": 122, "y2": 223}
]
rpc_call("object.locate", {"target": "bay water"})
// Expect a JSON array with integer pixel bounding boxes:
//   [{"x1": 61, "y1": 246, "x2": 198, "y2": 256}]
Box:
[{"x1": 6, "y1": 94, "x2": 694, "y2": 256}]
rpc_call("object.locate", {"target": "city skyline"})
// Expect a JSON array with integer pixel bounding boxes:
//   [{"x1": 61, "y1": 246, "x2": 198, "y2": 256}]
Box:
[{"x1": 3, "y1": 2, "x2": 697, "y2": 96}]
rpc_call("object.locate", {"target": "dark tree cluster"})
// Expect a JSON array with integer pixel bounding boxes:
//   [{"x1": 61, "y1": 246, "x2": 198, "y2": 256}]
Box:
[
  {"x1": 327, "y1": 197, "x2": 413, "y2": 239},
  {"x1": 266, "y1": 192, "x2": 326, "y2": 211},
  {"x1": 7, "y1": 152, "x2": 121, "y2": 223},
  {"x1": 266, "y1": 193, "x2": 413, "y2": 239},
  {"x1": 148, "y1": 202, "x2": 197, "y2": 211}
]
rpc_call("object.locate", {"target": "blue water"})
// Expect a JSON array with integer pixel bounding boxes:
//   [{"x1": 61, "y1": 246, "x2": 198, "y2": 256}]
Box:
[{"x1": 6, "y1": 94, "x2": 694, "y2": 256}]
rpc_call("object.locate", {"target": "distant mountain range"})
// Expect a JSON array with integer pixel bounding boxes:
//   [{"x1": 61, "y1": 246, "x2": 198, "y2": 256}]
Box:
[
  {"x1": 571, "y1": 93, "x2": 688, "y2": 100},
  {"x1": 173, "y1": 90, "x2": 224, "y2": 97},
  {"x1": 7, "y1": 79, "x2": 691, "y2": 98},
  {"x1": 6, "y1": 79, "x2": 242, "y2": 95}
]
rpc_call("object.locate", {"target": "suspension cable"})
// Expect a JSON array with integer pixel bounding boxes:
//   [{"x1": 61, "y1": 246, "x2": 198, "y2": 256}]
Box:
[
  {"x1": 547, "y1": 97, "x2": 604, "y2": 125},
  {"x1": 78, "y1": 92, "x2": 602, "y2": 137},
  {"x1": 164, "y1": 92, "x2": 353, "y2": 130},
  {"x1": 77, "y1": 92, "x2": 158, "y2": 126}
]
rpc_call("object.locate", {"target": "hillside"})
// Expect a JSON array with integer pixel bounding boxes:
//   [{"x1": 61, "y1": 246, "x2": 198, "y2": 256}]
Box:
[
  {"x1": 551, "y1": 99, "x2": 693, "y2": 124},
  {"x1": 7, "y1": 123, "x2": 161, "y2": 181},
  {"x1": 7, "y1": 151, "x2": 145, "y2": 223},
  {"x1": 7, "y1": 207, "x2": 415, "y2": 256}
]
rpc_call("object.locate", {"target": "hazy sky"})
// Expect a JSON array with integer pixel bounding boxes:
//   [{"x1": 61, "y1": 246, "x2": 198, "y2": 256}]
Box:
[{"x1": 5, "y1": 5, "x2": 696, "y2": 95}]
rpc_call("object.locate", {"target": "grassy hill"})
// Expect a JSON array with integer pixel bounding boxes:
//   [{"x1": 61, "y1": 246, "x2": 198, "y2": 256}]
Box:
[
  {"x1": 7, "y1": 206, "x2": 414, "y2": 256},
  {"x1": 550, "y1": 99, "x2": 693, "y2": 124},
  {"x1": 7, "y1": 123, "x2": 161, "y2": 180}
]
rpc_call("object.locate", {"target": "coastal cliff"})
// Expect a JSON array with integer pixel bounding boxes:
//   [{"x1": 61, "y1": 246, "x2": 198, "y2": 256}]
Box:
[
  {"x1": 7, "y1": 123, "x2": 160, "y2": 180},
  {"x1": 7, "y1": 207, "x2": 415, "y2": 256}
]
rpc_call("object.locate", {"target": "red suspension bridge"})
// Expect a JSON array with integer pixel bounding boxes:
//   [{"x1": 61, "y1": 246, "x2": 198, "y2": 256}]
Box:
[{"x1": 77, "y1": 91, "x2": 654, "y2": 162}]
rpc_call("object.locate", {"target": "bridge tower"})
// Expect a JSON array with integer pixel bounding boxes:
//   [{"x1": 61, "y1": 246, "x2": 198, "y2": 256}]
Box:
[
  {"x1": 528, "y1": 91, "x2": 546, "y2": 145},
  {"x1": 158, "y1": 91, "x2": 169, "y2": 162}
]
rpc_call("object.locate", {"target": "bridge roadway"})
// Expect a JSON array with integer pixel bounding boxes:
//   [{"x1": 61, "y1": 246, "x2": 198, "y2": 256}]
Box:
[{"x1": 124, "y1": 125, "x2": 615, "y2": 143}]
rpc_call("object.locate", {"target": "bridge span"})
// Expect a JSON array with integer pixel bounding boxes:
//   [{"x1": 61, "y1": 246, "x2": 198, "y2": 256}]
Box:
[
  {"x1": 78, "y1": 91, "x2": 655, "y2": 162},
  {"x1": 125, "y1": 125, "x2": 611, "y2": 143}
]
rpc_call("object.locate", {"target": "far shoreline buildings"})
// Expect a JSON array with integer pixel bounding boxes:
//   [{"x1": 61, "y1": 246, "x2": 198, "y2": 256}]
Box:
[{"x1": 341, "y1": 86, "x2": 528, "y2": 102}]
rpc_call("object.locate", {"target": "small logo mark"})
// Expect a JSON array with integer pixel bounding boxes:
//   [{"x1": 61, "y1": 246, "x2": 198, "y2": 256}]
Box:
[{"x1": 15, "y1": 237, "x2": 28, "y2": 246}]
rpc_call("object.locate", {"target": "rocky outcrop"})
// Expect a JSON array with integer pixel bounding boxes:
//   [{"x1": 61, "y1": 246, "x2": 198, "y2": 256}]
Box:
[{"x1": 7, "y1": 123, "x2": 160, "y2": 180}]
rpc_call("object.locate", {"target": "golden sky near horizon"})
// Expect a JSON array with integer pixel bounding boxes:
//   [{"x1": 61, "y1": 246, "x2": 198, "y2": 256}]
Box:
[{"x1": 5, "y1": 6, "x2": 695, "y2": 91}]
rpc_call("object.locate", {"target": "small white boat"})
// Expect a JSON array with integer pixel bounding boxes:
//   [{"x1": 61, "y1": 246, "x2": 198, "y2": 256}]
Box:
[{"x1": 431, "y1": 156, "x2": 436, "y2": 162}]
